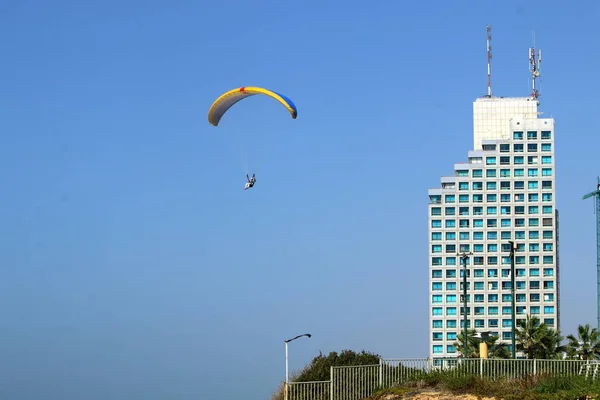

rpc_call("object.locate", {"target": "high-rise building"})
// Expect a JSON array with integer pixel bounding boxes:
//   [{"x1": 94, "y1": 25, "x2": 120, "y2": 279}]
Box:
[{"x1": 427, "y1": 34, "x2": 559, "y2": 363}]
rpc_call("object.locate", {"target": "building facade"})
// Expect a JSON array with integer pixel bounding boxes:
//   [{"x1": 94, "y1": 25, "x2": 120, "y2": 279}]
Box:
[{"x1": 427, "y1": 96, "x2": 559, "y2": 362}]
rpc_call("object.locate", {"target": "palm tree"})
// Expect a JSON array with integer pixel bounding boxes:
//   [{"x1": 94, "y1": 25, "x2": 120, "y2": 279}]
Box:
[
  {"x1": 515, "y1": 314, "x2": 565, "y2": 359},
  {"x1": 566, "y1": 324, "x2": 600, "y2": 360},
  {"x1": 454, "y1": 329, "x2": 510, "y2": 359}
]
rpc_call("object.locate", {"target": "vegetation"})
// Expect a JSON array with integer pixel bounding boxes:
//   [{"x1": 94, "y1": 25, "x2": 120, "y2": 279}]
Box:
[
  {"x1": 270, "y1": 349, "x2": 380, "y2": 400},
  {"x1": 369, "y1": 372, "x2": 600, "y2": 399},
  {"x1": 454, "y1": 315, "x2": 599, "y2": 360},
  {"x1": 274, "y1": 319, "x2": 600, "y2": 399}
]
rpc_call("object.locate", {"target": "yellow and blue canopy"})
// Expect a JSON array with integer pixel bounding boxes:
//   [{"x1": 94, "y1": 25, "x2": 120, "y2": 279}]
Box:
[{"x1": 208, "y1": 86, "x2": 298, "y2": 127}]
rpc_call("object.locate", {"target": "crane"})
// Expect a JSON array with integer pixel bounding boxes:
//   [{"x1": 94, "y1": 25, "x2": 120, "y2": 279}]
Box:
[{"x1": 583, "y1": 176, "x2": 600, "y2": 329}]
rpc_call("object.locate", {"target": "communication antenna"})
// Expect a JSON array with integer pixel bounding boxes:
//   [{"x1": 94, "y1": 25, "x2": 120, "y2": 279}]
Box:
[
  {"x1": 529, "y1": 32, "x2": 542, "y2": 99},
  {"x1": 486, "y1": 25, "x2": 492, "y2": 97}
]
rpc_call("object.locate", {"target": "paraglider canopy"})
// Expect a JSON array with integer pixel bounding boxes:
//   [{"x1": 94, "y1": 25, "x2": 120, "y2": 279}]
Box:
[{"x1": 207, "y1": 86, "x2": 298, "y2": 127}]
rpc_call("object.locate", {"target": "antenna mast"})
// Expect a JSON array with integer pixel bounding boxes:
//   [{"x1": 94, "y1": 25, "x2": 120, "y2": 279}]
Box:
[
  {"x1": 486, "y1": 25, "x2": 492, "y2": 97},
  {"x1": 529, "y1": 40, "x2": 542, "y2": 99}
]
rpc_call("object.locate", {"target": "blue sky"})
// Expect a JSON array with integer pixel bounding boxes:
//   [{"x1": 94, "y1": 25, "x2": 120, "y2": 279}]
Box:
[{"x1": 1, "y1": 0, "x2": 599, "y2": 399}]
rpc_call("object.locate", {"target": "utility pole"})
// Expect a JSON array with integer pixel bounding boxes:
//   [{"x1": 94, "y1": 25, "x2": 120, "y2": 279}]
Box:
[
  {"x1": 508, "y1": 241, "x2": 517, "y2": 359},
  {"x1": 458, "y1": 252, "x2": 473, "y2": 358}
]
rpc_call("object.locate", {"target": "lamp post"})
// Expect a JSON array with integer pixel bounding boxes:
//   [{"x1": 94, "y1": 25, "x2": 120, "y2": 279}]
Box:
[
  {"x1": 284, "y1": 333, "x2": 311, "y2": 400},
  {"x1": 458, "y1": 252, "x2": 473, "y2": 358},
  {"x1": 508, "y1": 241, "x2": 516, "y2": 359}
]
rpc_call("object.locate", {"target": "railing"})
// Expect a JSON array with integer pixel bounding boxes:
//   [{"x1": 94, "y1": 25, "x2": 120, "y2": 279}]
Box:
[{"x1": 286, "y1": 358, "x2": 595, "y2": 400}]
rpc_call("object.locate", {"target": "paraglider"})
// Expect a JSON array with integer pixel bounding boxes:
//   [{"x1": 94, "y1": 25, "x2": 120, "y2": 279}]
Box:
[
  {"x1": 208, "y1": 86, "x2": 298, "y2": 190},
  {"x1": 244, "y1": 174, "x2": 256, "y2": 190}
]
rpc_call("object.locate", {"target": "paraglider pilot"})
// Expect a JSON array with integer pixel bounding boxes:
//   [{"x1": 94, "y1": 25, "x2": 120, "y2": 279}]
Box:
[{"x1": 244, "y1": 174, "x2": 256, "y2": 190}]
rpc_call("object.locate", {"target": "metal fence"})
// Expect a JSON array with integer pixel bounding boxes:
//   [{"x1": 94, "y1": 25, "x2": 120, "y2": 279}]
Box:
[{"x1": 286, "y1": 358, "x2": 597, "y2": 400}]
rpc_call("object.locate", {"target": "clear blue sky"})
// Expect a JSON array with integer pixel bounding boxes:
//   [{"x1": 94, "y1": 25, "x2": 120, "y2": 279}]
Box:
[{"x1": 1, "y1": 0, "x2": 599, "y2": 399}]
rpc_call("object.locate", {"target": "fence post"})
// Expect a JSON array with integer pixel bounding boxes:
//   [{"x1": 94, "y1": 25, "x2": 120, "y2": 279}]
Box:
[
  {"x1": 479, "y1": 358, "x2": 483, "y2": 378},
  {"x1": 533, "y1": 359, "x2": 537, "y2": 376},
  {"x1": 378, "y1": 358, "x2": 383, "y2": 388},
  {"x1": 330, "y1": 366, "x2": 334, "y2": 400}
]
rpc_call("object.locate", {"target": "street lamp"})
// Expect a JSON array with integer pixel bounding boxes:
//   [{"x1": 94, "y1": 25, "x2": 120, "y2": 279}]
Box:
[
  {"x1": 508, "y1": 240, "x2": 516, "y2": 359},
  {"x1": 285, "y1": 333, "x2": 312, "y2": 384},
  {"x1": 458, "y1": 251, "x2": 473, "y2": 358}
]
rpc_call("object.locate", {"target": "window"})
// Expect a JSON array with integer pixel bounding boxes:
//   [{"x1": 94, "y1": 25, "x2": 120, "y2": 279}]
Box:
[
  {"x1": 432, "y1": 245, "x2": 442, "y2": 253},
  {"x1": 459, "y1": 182, "x2": 469, "y2": 190},
  {"x1": 432, "y1": 232, "x2": 442, "y2": 241},
  {"x1": 514, "y1": 168, "x2": 524, "y2": 177},
  {"x1": 529, "y1": 193, "x2": 539, "y2": 202},
  {"x1": 445, "y1": 195, "x2": 455, "y2": 203},
  {"x1": 542, "y1": 156, "x2": 552, "y2": 164},
  {"x1": 487, "y1": 231, "x2": 498, "y2": 240},
  {"x1": 527, "y1": 131, "x2": 538, "y2": 140},
  {"x1": 541, "y1": 130, "x2": 552, "y2": 139},
  {"x1": 446, "y1": 295, "x2": 457, "y2": 303},
  {"x1": 528, "y1": 143, "x2": 538, "y2": 152},
  {"x1": 486, "y1": 157, "x2": 496, "y2": 165},
  {"x1": 487, "y1": 182, "x2": 497, "y2": 190},
  {"x1": 500, "y1": 169, "x2": 511, "y2": 177},
  {"x1": 446, "y1": 257, "x2": 456, "y2": 266},
  {"x1": 473, "y1": 194, "x2": 483, "y2": 203},
  {"x1": 528, "y1": 156, "x2": 538, "y2": 165},
  {"x1": 487, "y1": 194, "x2": 497, "y2": 202},
  {"x1": 472, "y1": 169, "x2": 483, "y2": 177},
  {"x1": 514, "y1": 143, "x2": 524, "y2": 153},
  {"x1": 431, "y1": 207, "x2": 442, "y2": 216},
  {"x1": 456, "y1": 169, "x2": 469, "y2": 177},
  {"x1": 433, "y1": 345, "x2": 443, "y2": 354},
  {"x1": 445, "y1": 220, "x2": 456, "y2": 228},
  {"x1": 528, "y1": 168, "x2": 538, "y2": 177},
  {"x1": 473, "y1": 182, "x2": 483, "y2": 190},
  {"x1": 542, "y1": 181, "x2": 552, "y2": 189},
  {"x1": 500, "y1": 143, "x2": 510, "y2": 152},
  {"x1": 528, "y1": 181, "x2": 538, "y2": 190},
  {"x1": 432, "y1": 282, "x2": 442, "y2": 290},
  {"x1": 542, "y1": 168, "x2": 552, "y2": 176},
  {"x1": 473, "y1": 232, "x2": 484, "y2": 240},
  {"x1": 486, "y1": 169, "x2": 497, "y2": 178},
  {"x1": 500, "y1": 181, "x2": 510, "y2": 190},
  {"x1": 514, "y1": 156, "x2": 524, "y2": 165},
  {"x1": 500, "y1": 156, "x2": 511, "y2": 165},
  {"x1": 431, "y1": 220, "x2": 442, "y2": 228},
  {"x1": 432, "y1": 270, "x2": 442, "y2": 278},
  {"x1": 432, "y1": 320, "x2": 442, "y2": 328},
  {"x1": 541, "y1": 143, "x2": 552, "y2": 152},
  {"x1": 514, "y1": 181, "x2": 524, "y2": 190},
  {"x1": 529, "y1": 218, "x2": 539, "y2": 226},
  {"x1": 513, "y1": 131, "x2": 524, "y2": 140},
  {"x1": 542, "y1": 193, "x2": 553, "y2": 202}
]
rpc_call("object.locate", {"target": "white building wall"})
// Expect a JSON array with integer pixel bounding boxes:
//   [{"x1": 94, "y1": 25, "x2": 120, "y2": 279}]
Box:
[
  {"x1": 473, "y1": 97, "x2": 539, "y2": 150},
  {"x1": 427, "y1": 96, "x2": 558, "y2": 362}
]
